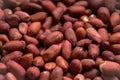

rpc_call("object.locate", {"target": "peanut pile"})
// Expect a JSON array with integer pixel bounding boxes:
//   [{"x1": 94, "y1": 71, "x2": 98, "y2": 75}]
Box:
[{"x1": 0, "y1": 0, "x2": 120, "y2": 80}]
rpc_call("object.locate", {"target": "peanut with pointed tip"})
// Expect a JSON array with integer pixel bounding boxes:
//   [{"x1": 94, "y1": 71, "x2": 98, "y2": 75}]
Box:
[
  {"x1": 30, "y1": 12, "x2": 47, "y2": 22},
  {"x1": 20, "y1": 53, "x2": 33, "y2": 69},
  {"x1": 86, "y1": 27, "x2": 102, "y2": 43},
  {"x1": 33, "y1": 56, "x2": 45, "y2": 68},
  {"x1": 52, "y1": 7, "x2": 64, "y2": 22},
  {"x1": 56, "y1": 56, "x2": 69, "y2": 71},
  {"x1": 42, "y1": 44, "x2": 61, "y2": 61}
]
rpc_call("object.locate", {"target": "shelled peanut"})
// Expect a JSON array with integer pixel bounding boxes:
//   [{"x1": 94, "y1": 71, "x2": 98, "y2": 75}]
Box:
[{"x1": 0, "y1": 0, "x2": 120, "y2": 80}]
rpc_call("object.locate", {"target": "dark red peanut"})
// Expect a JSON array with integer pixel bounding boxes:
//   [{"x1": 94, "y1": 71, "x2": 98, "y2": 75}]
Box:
[
  {"x1": 86, "y1": 27, "x2": 102, "y2": 43},
  {"x1": 88, "y1": 17, "x2": 106, "y2": 28},
  {"x1": 37, "y1": 29, "x2": 51, "y2": 42},
  {"x1": 14, "y1": 11, "x2": 30, "y2": 22},
  {"x1": 76, "y1": 39, "x2": 92, "y2": 47},
  {"x1": 3, "y1": 40, "x2": 25, "y2": 52},
  {"x1": 61, "y1": 21, "x2": 73, "y2": 33},
  {"x1": 111, "y1": 44, "x2": 120, "y2": 55},
  {"x1": 68, "y1": 6, "x2": 85, "y2": 16},
  {"x1": 57, "y1": 2, "x2": 67, "y2": 13},
  {"x1": 98, "y1": 28, "x2": 109, "y2": 41},
  {"x1": 50, "y1": 66, "x2": 63, "y2": 80},
  {"x1": 76, "y1": 27, "x2": 86, "y2": 40},
  {"x1": 9, "y1": 28, "x2": 22, "y2": 40},
  {"x1": 30, "y1": 12, "x2": 47, "y2": 22},
  {"x1": 62, "y1": 40, "x2": 72, "y2": 60},
  {"x1": 71, "y1": 47, "x2": 87, "y2": 60},
  {"x1": 28, "y1": 22, "x2": 41, "y2": 36},
  {"x1": 39, "y1": 71, "x2": 50, "y2": 80},
  {"x1": 44, "y1": 62, "x2": 56, "y2": 71},
  {"x1": 0, "y1": 21, "x2": 10, "y2": 34},
  {"x1": 56, "y1": 56, "x2": 69, "y2": 71},
  {"x1": 1, "y1": 51, "x2": 23, "y2": 63},
  {"x1": 69, "y1": 59, "x2": 82, "y2": 74},
  {"x1": 42, "y1": 44, "x2": 61, "y2": 61},
  {"x1": 20, "y1": 53, "x2": 33, "y2": 69},
  {"x1": 52, "y1": 7, "x2": 64, "y2": 22},
  {"x1": 97, "y1": 7, "x2": 110, "y2": 23},
  {"x1": 110, "y1": 12, "x2": 120, "y2": 27},
  {"x1": 44, "y1": 31, "x2": 63, "y2": 46},
  {"x1": 100, "y1": 61, "x2": 120, "y2": 76},
  {"x1": 101, "y1": 51, "x2": 115, "y2": 61},
  {"x1": 109, "y1": 32, "x2": 120, "y2": 44},
  {"x1": 5, "y1": 14, "x2": 20, "y2": 27},
  {"x1": 26, "y1": 66, "x2": 40, "y2": 80},
  {"x1": 33, "y1": 56, "x2": 45, "y2": 68},
  {"x1": 88, "y1": 44, "x2": 100, "y2": 59},
  {"x1": 73, "y1": 21, "x2": 84, "y2": 30},
  {"x1": 41, "y1": 0, "x2": 56, "y2": 13},
  {"x1": 62, "y1": 14, "x2": 78, "y2": 23},
  {"x1": 42, "y1": 16, "x2": 53, "y2": 29},
  {"x1": 24, "y1": 35, "x2": 39, "y2": 46},
  {"x1": 65, "y1": 28, "x2": 77, "y2": 46},
  {"x1": 7, "y1": 60, "x2": 26, "y2": 80},
  {"x1": 83, "y1": 69, "x2": 99, "y2": 79},
  {"x1": 81, "y1": 59, "x2": 95, "y2": 71},
  {"x1": 74, "y1": 1, "x2": 88, "y2": 8},
  {"x1": 25, "y1": 44, "x2": 40, "y2": 56}
]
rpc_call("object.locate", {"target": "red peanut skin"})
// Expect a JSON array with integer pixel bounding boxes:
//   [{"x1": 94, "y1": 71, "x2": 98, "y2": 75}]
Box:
[
  {"x1": 44, "y1": 31, "x2": 63, "y2": 46},
  {"x1": 50, "y1": 66, "x2": 63, "y2": 80},
  {"x1": 1, "y1": 51, "x2": 23, "y2": 63},
  {"x1": 62, "y1": 40, "x2": 72, "y2": 60},
  {"x1": 65, "y1": 28, "x2": 77, "y2": 46},
  {"x1": 42, "y1": 44, "x2": 61, "y2": 61},
  {"x1": 109, "y1": 32, "x2": 120, "y2": 44},
  {"x1": 110, "y1": 12, "x2": 120, "y2": 27},
  {"x1": 7, "y1": 60, "x2": 26, "y2": 80},
  {"x1": 20, "y1": 53, "x2": 33, "y2": 69},
  {"x1": 86, "y1": 27, "x2": 102, "y2": 43},
  {"x1": 28, "y1": 22, "x2": 41, "y2": 36},
  {"x1": 39, "y1": 71, "x2": 50, "y2": 80},
  {"x1": 3, "y1": 40, "x2": 25, "y2": 52},
  {"x1": 88, "y1": 44, "x2": 100, "y2": 59},
  {"x1": 69, "y1": 59, "x2": 82, "y2": 74},
  {"x1": 26, "y1": 66, "x2": 40, "y2": 80}
]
